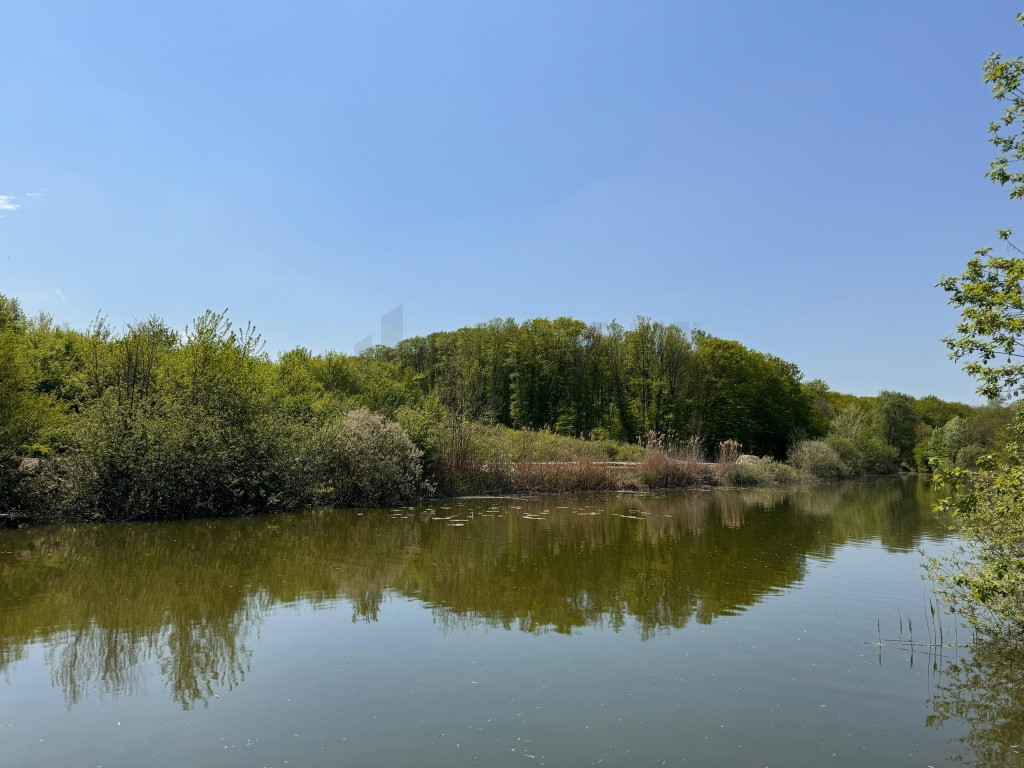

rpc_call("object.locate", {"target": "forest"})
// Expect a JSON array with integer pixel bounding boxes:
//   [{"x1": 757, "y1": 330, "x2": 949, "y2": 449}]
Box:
[{"x1": 0, "y1": 293, "x2": 1014, "y2": 523}]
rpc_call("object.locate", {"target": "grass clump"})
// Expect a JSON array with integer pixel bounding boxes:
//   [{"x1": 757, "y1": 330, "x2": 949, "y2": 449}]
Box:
[
  {"x1": 513, "y1": 460, "x2": 621, "y2": 493},
  {"x1": 637, "y1": 434, "x2": 711, "y2": 488}
]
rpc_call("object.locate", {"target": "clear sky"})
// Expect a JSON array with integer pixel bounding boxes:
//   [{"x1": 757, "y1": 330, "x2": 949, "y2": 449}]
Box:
[{"x1": 2, "y1": 1, "x2": 1020, "y2": 403}]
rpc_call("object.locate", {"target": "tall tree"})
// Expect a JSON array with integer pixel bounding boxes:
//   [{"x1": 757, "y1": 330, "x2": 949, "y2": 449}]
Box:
[{"x1": 932, "y1": 12, "x2": 1024, "y2": 644}]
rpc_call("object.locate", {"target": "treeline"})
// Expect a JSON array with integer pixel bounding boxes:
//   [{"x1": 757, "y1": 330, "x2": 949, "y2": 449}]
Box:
[
  {"x1": 0, "y1": 293, "x2": 1004, "y2": 522},
  {"x1": 0, "y1": 298, "x2": 429, "y2": 521},
  {"x1": 805, "y1": 389, "x2": 1013, "y2": 476},
  {"x1": 379, "y1": 317, "x2": 813, "y2": 456}
]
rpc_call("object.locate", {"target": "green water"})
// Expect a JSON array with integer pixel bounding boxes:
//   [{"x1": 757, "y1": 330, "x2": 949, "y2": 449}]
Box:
[{"x1": 1, "y1": 478, "x2": 1021, "y2": 767}]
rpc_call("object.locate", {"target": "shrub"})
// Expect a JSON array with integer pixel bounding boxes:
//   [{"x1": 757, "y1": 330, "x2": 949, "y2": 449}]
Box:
[
  {"x1": 788, "y1": 440, "x2": 850, "y2": 479},
  {"x1": 913, "y1": 439, "x2": 934, "y2": 471},
  {"x1": 311, "y1": 408, "x2": 431, "y2": 507},
  {"x1": 955, "y1": 443, "x2": 989, "y2": 469},
  {"x1": 0, "y1": 464, "x2": 28, "y2": 524},
  {"x1": 825, "y1": 434, "x2": 899, "y2": 475},
  {"x1": 929, "y1": 411, "x2": 1024, "y2": 644},
  {"x1": 824, "y1": 403, "x2": 901, "y2": 474},
  {"x1": 718, "y1": 457, "x2": 799, "y2": 486},
  {"x1": 31, "y1": 393, "x2": 295, "y2": 522}
]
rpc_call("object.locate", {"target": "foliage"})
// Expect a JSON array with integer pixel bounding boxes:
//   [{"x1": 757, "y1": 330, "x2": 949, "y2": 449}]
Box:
[
  {"x1": 940, "y1": 24, "x2": 1024, "y2": 400},
  {"x1": 983, "y1": 22, "x2": 1024, "y2": 198},
  {"x1": 12, "y1": 309, "x2": 431, "y2": 523},
  {"x1": 916, "y1": 415, "x2": 967, "y2": 469},
  {"x1": 955, "y1": 442, "x2": 989, "y2": 469},
  {"x1": 0, "y1": 297, "x2": 53, "y2": 463},
  {"x1": 787, "y1": 440, "x2": 851, "y2": 479},
  {"x1": 941, "y1": 250, "x2": 1024, "y2": 400},
  {"x1": 718, "y1": 457, "x2": 799, "y2": 486},
  {"x1": 824, "y1": 404, "x2": 900, "y2": 474},
  {"x1": 931, "y1": 12, "x2": 1024, "y2": 646},
  {"x1": 391, "y1": 319, "x2": 816, "y2": 455},
  {"x1": 0, "y1": 292, "x2": 984, "y2": 521},
  {"x1": 871, "y1": 391, "x2": 918, "y2": 465},
  {"x1": 309, "y1": 408, "x2": 430, "y2": 507},
  {"x1": 929, "y1": 411, "x2": 1024, "y2": 644},
  {"x1": 915, "y1": 394, "x2": 973, "y2": 429},
  {"x1": 914, "y1": 404, "x2": 1015, "y2": 470},
  {"x1": 801, "y1": 379, "x2": 835, "y2": 437},
  {"x1": 685, "y1": 332, "x2": 813, "y2": 457},
  {"x1": 31, "y1": 314, "x2": 291, "y2": 521}
]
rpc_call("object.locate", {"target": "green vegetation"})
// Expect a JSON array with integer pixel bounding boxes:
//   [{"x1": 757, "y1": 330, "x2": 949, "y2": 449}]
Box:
[
  {"x1": 930, "y1": 12, "x2": 1024, "y2": 646},
  {"x1": 785, "y1": 440, "x2": 850, "y2": 479},
  {"x1": 0, "y1": 297, "x2": 52, "y2": 464},
  {"x1": 0, "y1": 295, "x2": 986, "y2": 524},
  {"x1": 384, "y1": 319, "x2": 813, "y2": 454}
]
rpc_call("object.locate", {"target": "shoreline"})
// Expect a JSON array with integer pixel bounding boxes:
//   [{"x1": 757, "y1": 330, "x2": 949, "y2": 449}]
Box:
[{"x1": 0, "y1": 468, "x2": 914, "y2": 529}]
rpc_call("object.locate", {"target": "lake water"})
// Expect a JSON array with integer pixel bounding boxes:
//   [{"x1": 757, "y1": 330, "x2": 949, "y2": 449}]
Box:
[{"x1": 2, "y1": 477, "x2": 1022, "y2": 767}]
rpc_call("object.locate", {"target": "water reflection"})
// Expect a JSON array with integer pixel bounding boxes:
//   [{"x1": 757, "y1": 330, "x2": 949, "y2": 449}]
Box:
[
  {"x1": 0, "y1": 478, "x2": 944, "y2": 710},
  {"x1": 928, "y1": 639, "x2": 1024, "y2": 767}
]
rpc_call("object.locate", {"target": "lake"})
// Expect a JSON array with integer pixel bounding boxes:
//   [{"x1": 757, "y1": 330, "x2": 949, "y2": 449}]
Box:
[{"x1": 1, "y1": 477, "x2": 1021, "y2": 767}]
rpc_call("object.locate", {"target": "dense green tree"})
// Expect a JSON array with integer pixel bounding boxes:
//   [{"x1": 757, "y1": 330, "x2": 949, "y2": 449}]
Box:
[
  {"x1": 825, "y1": 403, "x2": 899, "y2": 475},
  {"x1": 685, "y1": 332, "x2": 812, "y2": 457},
  {"x1": 915, "y1": 394, "x2": 973, "y2": 429},
  {"x1": 801, "y1": 379, "x2": 834, "y2": 438},
  {"x1": 872, "y1": 391, "x2": 918, "y2": 465}
]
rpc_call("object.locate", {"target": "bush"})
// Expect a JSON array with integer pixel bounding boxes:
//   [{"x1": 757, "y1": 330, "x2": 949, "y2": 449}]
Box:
[
  {"x1": 718, "y1": 457, "x2": 799, "y2": 486},
  {"x1": 929, "y1": 411, "x2": 1024, "y2": 644},
  {"x1": 913, "y1": 439, "x2": 934, "y2": 471},
  {"x1": 310, "y1": 408, "x2": 431, "y2": 507},
  {"x1": 825, "y1": 435, "x2": 899, "y2": 475},
  {"x1": 788, "y1": 440, "x2": 850, "y2": 479},
  {"x1": 30, "y1": 394, "x2": 296, "y2": 522},
  {"x1": 824, "y1": 403, "x2": 901, "y2": 475},
  {"x1": 0, "y1": 465, "x2": 28, "y2": 524},
  {"x1": 955, "y1": 443, "x2": 989, "y2": 469}
]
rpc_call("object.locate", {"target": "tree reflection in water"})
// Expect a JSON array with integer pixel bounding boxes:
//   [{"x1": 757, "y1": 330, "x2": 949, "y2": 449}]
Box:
[
  {"x1": 927, "y1": 639, "x2": 1024, "y2": 767},
  {"x1": 0, "y1": 478, "x2": 947, "y2": 710}
]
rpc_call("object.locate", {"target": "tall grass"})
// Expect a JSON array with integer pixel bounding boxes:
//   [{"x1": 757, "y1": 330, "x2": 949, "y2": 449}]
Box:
[
  {"x1": 512, "y1": 460, "x2": 622, "y2": 493},
  {"x1": 637, "y1": 433, "x2": 713, "y2": 488}
]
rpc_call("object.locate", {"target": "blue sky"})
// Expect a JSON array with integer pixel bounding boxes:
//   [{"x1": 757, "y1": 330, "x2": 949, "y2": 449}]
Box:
[{"x1": 1, "y1": 1, "x2": 1020, "y2": 402}]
